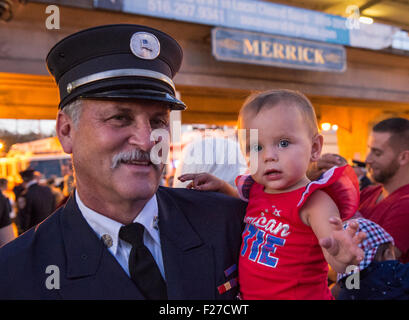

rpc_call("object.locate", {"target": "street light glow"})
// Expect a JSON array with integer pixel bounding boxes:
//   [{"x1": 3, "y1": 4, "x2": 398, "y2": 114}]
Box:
[
  {"x1": 359, "y1": 16, "x2": 373, "y2": 24},
  {"x1": 321, "y1": 122, "x2": 331, "y2": 131}
]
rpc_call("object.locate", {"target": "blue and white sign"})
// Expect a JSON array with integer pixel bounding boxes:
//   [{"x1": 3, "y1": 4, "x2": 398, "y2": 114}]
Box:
[
  {"x1": 212, "y1": 28, "x2": 346, "y2": 72},
  {"x1": 94, "y1": 0, "x2": 397, "y2": 50}
]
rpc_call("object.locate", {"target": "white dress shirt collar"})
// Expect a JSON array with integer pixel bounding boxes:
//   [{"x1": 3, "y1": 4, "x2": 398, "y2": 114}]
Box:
[{"x1": 75, "y1": 189, "x2": 160, "y2": 255}]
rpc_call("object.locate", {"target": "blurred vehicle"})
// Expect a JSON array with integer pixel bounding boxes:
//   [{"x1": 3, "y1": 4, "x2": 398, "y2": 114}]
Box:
[{"x1": 0, "y1": 137, "x2": 70, "y2": 186}]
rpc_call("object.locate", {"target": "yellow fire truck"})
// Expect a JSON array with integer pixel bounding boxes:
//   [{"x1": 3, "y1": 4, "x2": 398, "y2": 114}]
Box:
[{"x1": 0, "y1": 137, "x2": 71, "y2": 185}]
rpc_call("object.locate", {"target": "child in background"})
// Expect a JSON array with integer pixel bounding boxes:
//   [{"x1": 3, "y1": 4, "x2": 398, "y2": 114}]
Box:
[
  {"x1": 335, "y1": 218, "x2": 409, "y2": 300},
  {"x1": 179, "y1": 89, "x2": 366, "y2": 300}
]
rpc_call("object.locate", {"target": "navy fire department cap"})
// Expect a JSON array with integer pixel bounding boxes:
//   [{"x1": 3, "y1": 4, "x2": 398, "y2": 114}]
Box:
[{"x1": 46, "y1": 24, "x2": 186, "y2": 110}]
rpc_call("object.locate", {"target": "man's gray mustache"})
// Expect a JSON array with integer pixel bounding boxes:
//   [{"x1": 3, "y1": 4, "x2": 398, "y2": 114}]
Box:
[{"x1": 111, "y1": 149, "x2": 160, "y2": 169}]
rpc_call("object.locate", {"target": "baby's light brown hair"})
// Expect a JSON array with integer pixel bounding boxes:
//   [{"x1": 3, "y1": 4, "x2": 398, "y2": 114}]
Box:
[{"x1": 238, "y1": 89, "x2": 319, "y2": 137}]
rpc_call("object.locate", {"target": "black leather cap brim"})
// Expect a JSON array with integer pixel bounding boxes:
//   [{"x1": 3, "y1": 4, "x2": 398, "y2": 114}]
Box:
[
  {"x1": 79, "y1": 89, "x2": 186, "y2": 111},
  {"x1": 58, "y1": 76, "x2": 186, "y2": 110}
]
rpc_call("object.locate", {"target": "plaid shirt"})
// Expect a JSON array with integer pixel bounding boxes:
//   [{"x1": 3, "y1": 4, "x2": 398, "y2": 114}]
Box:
[{"x1": 337, "y1": 218, "x2": 395, "y2": 281}]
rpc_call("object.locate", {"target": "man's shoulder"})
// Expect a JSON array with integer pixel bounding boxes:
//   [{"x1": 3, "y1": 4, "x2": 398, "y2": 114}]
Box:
[
  {"x1": 392, "y1": 183, "x2": 409, "y2": 199},
  {"x1": 388, "y1": 189, "x2": 409, "y2": 211},
  {"x1": 158, "y1": 186, "x2": 246, "y2": 207},
  {"x1": 0, "y1": 207, "x2": 63, "y2": 261},
  {"x1": 157, "y1": 187, "x2": 245, "y2": 249},
  {"x1": 0, "y1": 207, "x2": 66, "y2": 298},
  {"x1": 157, "y1": 186, "x2": 247, "y2": 220},
  {"x1": 376, "y1": 184, "x2": 409, "y2": 208}
]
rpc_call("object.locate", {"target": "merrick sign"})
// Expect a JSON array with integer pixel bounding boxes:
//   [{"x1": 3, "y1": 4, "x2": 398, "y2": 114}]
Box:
[{"x1": 212, "y1": 27, "x2": 346, "y2": 72}]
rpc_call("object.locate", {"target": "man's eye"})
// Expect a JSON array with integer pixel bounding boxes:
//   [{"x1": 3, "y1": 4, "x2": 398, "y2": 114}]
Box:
[
  {"x1": 151, "y1": 118, "x2": 169, "y2": 127},
  {"x1": 109, "y1": 114, "x2": 129, "y2": 122},
  {"x1": 106, "y1": 114, "x2": 132, "y2": 126},
  {"x1": 279, "y1": 140, "x2": 289, "y2": 148},
  {"x1": 370, "y1": 148, "x2": 381, "y2": 157}
]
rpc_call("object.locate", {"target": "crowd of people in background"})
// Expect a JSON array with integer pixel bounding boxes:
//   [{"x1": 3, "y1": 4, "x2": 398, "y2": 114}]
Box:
[{"x1": 0, "y1": 164, "x2": 74, "y2": 245}]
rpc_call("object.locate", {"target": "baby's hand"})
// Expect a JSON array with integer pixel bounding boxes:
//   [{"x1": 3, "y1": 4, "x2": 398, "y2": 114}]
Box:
[
  {"x1": 178, "y1": 172, "x2": 224, "y2": 191},
  {"x1": 319, "y1": 217, "x2": 366, "y2": 273},
  {"x1": 178, "y1": 173, "x2": 239, "y2": 198}
]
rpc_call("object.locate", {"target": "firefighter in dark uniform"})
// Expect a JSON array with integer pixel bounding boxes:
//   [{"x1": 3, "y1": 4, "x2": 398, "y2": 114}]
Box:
[
  {"x1": 16, "y1": 168, "x2": 55, "y2": 234},
  {"x1": 0, "y1": 24, "x2": 246, "y2": 299}
]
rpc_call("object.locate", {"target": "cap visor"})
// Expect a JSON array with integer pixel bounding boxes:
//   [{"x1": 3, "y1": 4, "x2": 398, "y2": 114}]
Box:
[{"x1": 78, "y1": 89, "x2": 186, "y2": 110}]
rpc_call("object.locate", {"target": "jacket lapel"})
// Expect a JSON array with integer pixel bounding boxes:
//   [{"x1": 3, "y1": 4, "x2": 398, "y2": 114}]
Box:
[
  {"x1": 157, "y1": 188, "x2": 216, "y2": 299},
  {"x1": 58, "y1": 194, "x2": 144, "y2": 299}
]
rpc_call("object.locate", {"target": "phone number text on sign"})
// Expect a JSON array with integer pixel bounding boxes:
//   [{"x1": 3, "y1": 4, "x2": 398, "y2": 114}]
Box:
[{"x1": 147, "y1": 0, "x2": 225, "y2": 23}]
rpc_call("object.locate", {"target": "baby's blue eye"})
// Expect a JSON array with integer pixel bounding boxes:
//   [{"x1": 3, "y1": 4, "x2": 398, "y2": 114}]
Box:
[{"x1": 279, "y1": 140, "x2": 289, "y2": 148}]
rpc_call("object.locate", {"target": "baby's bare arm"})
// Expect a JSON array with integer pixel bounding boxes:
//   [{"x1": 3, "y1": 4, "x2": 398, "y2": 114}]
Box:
[
  {"x1": 300, "y1": 190, "x2": 365, "y2": 273},
  {"x1": 177, "y1": 173, "x2": 239, "y2": 198}
]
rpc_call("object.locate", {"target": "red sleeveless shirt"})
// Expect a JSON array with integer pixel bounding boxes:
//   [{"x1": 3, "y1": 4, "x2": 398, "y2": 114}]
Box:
[{"x1": 236, "y1": 165, "x2": 359, "y2": 300}]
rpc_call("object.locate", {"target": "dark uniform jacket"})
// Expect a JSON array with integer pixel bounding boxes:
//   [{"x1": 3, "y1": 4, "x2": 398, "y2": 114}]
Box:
[
  {"x1": 16, "y1": 182, "x2": 55, "y2": 234},
  {"x1": 0, "y1": 192, "x2": 12, "y2": 229},
  {"x1": 0, "y1": 186, "x2": 246, "y2": 299}
]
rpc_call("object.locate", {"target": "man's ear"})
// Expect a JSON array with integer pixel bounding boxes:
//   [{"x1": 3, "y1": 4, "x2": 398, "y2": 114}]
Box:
[
  {"x1": 56, "y1": 111, "x2": 74, "y2": 154},
  {"x1": 397, "y1": 150, "x2": 409, "y2": 166},
  {"x1": 310, "y1": 134, "x2": 323, "y2": 162}
]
